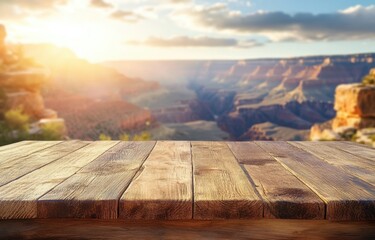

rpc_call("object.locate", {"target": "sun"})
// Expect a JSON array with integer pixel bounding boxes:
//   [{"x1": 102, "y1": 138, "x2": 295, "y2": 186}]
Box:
[{"x1": 37, "y1": 18, "x2": 111, "y2": 62}]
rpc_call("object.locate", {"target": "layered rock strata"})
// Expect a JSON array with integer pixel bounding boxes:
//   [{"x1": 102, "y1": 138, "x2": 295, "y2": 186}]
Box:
[
  {"x1": 333, "y1": 83, "x2": 375, "y2": 130},
  {"x1": 310, "y1": 69, "x2": 375, "y2": 146},
  {"x1": 0, "y1": 24, "x2": 66, "y2": 136}
]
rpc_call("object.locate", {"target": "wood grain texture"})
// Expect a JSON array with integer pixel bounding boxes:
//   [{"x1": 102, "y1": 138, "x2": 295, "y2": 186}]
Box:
[
  {"x1": 120, "y1": 141, "x2": 192, "y2": 220},
  {"x1": 192, "y1": 141, "x2": 263, "y2": 219},
  {"x1": 325, "y1": 141, "x2": 375, "y2": 162},
  {"x1": 0, "y1": 140, "x2": 373, "y2": 221},
  {"x1": 0, "y1": 141, "x2": 86, "y2": 187},
  {"x1": 228, "y1": 142, "x2": 325, "y2": 219},
  {"x1": 0, "y1": 141, "x2": 118, "y2": 219},
  {"x1": 0, "y1": 141, "x2": 35, "y2": 152},
  {"x1": 290, "y1": 141, "x2": 375, "y2": 186},
  {"x1": 38, "y1": 141, "x2": 156, "y2": 219},
  {"x1": 0, "y1": 141, "x2": 61, "y2": 164},
  {"x1": 1, "y1": 219, "x2": 374, "y2": 240},
  {"x1": 257, "y1": 141, "x2": 375, "y2": 220}
]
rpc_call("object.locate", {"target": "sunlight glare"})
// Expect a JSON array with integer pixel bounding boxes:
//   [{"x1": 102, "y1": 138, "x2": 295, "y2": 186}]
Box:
[{"x1": 39, "y1": 18, "x2": 110, "y2": 61}]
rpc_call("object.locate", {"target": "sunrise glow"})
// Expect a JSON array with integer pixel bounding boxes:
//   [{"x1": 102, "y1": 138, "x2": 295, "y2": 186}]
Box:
[{"x1": 2, "y1": 0, "x2": 375, "y2": 62}]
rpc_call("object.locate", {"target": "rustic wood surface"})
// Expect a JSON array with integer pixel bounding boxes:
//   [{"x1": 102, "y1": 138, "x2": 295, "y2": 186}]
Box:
[
  {"x1": 0, "y1": 141, "x2": 85, "y2": 187},
  {"x1": 0, "y1": 141, "x2": 61, "y2": 164},
  {"x1": 38, "y1": 141, "x2": 155, "y2": 219},
  {"x1": 0, "y1": 141, "x2": 36, "y2": 152},
  {"x1": 0, "y1": 140, "x2": 374, "y2": 221},
  {"x1": 228, "y1": 142, "x2": 325, "y2": 219},
  {"x1": 290, "y1": 141, "x2": 375, "y2": 186},
  {"x1": 257, "y1": 141, "x2": 375, "y2": 221},
  {"x1": 192, "y1": 142, "x2": 263, "y2": 219},
  {"x1": 0, "y1": 141, "x2": 118, "y2": 219},
  {"x1": 326, "y1": 141, "x2": 375, "y2": 161},
  {"x1": 120, "y1": 141, "x2": 192, "y2": 220}
]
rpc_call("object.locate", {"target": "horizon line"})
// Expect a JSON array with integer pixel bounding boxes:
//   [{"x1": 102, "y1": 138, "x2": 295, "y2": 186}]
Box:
[{"x1": 99, "y1": 51, "x2": 375, "y2": 63}]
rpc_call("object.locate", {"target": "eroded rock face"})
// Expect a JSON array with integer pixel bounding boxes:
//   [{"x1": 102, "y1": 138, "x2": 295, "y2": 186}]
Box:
[
  {"x1": 333, "y1": 83, "x2": 375, "y2": 130},
  {"x1": 0, "y1": 70, "x2": 47, "y2": 92},
  {"x1": 333, "y1": 115, "x2": 375, "y2": 130},
  {"x1": 0, "y1": 24, "x2": 6, "y2": 57},
  {"x1": 217, "y1": 100, "x2": 334, "y2": 139},
  {"x1": 4, "y1": 91, "x2": 45, "y2": 118},
  {"x1": 0, "y1": 24, "x2": 65, "y2": 137},
  {"x1": 334, "y1": 84, "x2": 375, "y2": 118},
  {"x1": 152, "y1": 100, "x2": 214, "y2": 124},
  {"x1": 310, "y1": 69, "x2": 375, "y2": 144}
]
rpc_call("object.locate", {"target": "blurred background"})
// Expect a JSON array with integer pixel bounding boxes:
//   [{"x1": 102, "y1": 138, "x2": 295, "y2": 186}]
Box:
[{"x1": 1, "y1": 0, "x2": 375, "y2": 146}]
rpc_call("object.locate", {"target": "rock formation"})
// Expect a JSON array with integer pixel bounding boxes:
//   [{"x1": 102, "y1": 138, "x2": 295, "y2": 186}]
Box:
[
  {"x1": 106, "y1": 54, "x2": 375, "y2": 140},
  {"x1": 310, "y1": 69, "x2": 375, "y2": 146},
  {"x1": 217, "y1": 100, "x2": 334, "y2": 140},
  {"x1": 0, "y1": 25, "x2": 6, "y2": 57},
  {"x1": 333, "y1": 83, "x2": 375, "y2": 130},
  {"x1": 43, "y1": 90, "x2": 155, "y2": 140},
  {"x1": 0, "y1": 24, "x2": 66, "y2": 139}
]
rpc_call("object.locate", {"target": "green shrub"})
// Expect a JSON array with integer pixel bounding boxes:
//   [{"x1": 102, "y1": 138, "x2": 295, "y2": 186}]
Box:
[
  {"x1": 0, "y1": 122, "x2": 13, "y2": 145},
  {"x1": 120, "y1": 131, "x2": 151, "y2": 141},
  {"x1": 4, "y1": 108, "x2": 29, "y2": 132},
  {"x1": 100, "y1": 131, "x2": 152, "y2": 141},
  {"x1": 119, "y1": 133, "x2": 130, "y2": 141},
  {"x1": 0, "y1": 109, "x2": 31, "y2": 146},
  {"x1": 37, "y1": 122, "x2": 65, "y2": 140},
  {"x1": 362, "y1": 74, "x2": 375, "y2": 85},
  {"x1": 0, "y1": 109, "x2": 66, "y2": 145},
  {"x1": 351, "y1": 134, "x2": 360, "y2": 142},
  {"x1": 99, "y1": 133, "x2": 112, "y2": 140},
  {"x1": 132, "y1": 132, "x2": 152, "y2": 141}
]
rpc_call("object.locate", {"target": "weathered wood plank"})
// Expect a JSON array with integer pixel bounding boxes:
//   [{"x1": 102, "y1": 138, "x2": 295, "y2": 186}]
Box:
[
  {"x1": 0, "y1": 141, "x2": 118, "y2": 219},
  {"x1": 290, "y1": 141, "x2": 375, "y2": 186},
  {"x1": 0, "y1": 141, "x2": 35, "y2": 152},
  {"x1": 120, "y1": 141, "x2": 192, "y2": 220},
  {"x1": 0, "y1": 141, "x2": 61, "y2": 164},
  {"x1": 257, "y1": 141, "x2": 375, "y2": 220},
  {"x1": 325, "y1": 141, "x2": 375, "y2": 162},
  {"x1": 0, "y1": 141, "x2": 87, "y2": 187},
  {"x1": 38, "y1": 141, "x2": 156, "y2": 219},
  {"x1": 192, "y1": 141, "x2": 262, "y2": 219},
  {"x1": 228, "y1": 142, "x2": 325, "y2": 219}
]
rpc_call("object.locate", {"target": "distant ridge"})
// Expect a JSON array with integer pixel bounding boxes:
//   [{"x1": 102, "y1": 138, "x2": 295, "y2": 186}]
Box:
[
  {"x1": 104, "y1": 52, "x2": 375, "y2": 63},
  {"x1": 105, "y1": 52, "x2": 375, "y2": 140}
]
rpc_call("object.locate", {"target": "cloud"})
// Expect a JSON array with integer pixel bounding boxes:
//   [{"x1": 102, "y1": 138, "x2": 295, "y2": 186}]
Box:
[
  {"x1": 111, "y1": 10, "x2": 144, "y2": 23},
  {"x1": 174, "y1": 4, "x2": 375, "y2": 41},
  {"x1": 0, "y1": 0, "x2": 69, "y2": 20},
  {"x1": 90, "y1": 0, "x2": 113, "y2": 8},
  {"x1": 0, "y1": 0, "x2": 69, "y2": 10},
  {"x1": 168, "y1": 0, "x2": 191, "y2": 3},
  {"x1": 126, "y1": 36, "x2": 262, "y2": 48}
]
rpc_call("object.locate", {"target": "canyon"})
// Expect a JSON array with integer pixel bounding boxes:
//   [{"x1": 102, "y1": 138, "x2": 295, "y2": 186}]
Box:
[
  {"x1": 23, "y1": 44, "x2": 159, "y2": 140},
  {"x1": 1, "y1": 26, "x2": 374, "y2": 142},
  {"x1": 9, "y1": 31, "x2": 374, "y2": 141},
  {"x1": 107, "y1": 54, "x2": 375, "y2": 140}
]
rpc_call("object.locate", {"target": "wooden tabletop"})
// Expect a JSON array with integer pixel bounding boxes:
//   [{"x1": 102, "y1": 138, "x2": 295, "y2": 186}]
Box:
[{"x1": 0, "y1": 140, "x2": 374, "y2": 221}]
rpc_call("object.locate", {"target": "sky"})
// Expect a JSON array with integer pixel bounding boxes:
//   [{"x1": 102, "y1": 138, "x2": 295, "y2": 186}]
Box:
[{"x1": 1, "y1": 0, "x2": 375, "y2": 62}]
